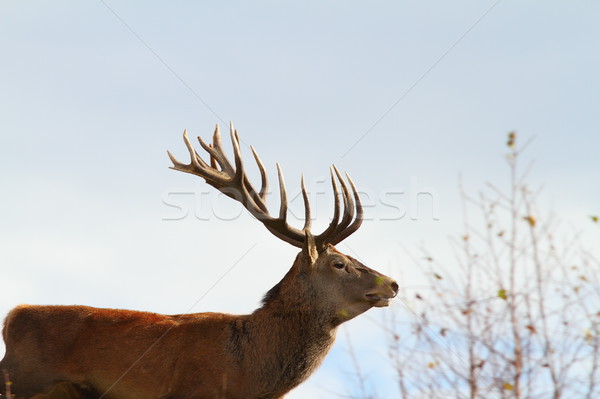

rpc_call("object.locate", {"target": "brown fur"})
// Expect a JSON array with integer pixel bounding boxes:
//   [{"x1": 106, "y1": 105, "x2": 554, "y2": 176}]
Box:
[{"x1": 1, "y1": 246, "x2": 397, "y2": 399}]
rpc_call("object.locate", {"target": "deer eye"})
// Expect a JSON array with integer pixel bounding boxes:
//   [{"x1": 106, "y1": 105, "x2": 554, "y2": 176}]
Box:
[{"x1": 332, "y1": 261, "x2": 345, "y2": 270}]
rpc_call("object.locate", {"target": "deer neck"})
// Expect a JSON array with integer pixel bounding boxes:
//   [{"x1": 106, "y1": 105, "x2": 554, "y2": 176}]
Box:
[{"x1": 236, "y1": 265, "x2": 338, "y2": 395}]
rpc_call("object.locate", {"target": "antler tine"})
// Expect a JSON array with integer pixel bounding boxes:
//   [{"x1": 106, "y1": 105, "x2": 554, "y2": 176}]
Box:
[
  {"x1": 197, "y1": 136, "x2": 220, "y2": 169},
  {"x1": 194, "y1": 125, "x2": 233, "y2": 175},
  {"x1": 314, "y1": 167, "x2": 341, "y2": 246},
  {"x1": 332, "y1": 165, "x2": 355, "y2": 234},
  {"x1": 301, "y1": 174, "x2": 312, "y2": 231},
  {"x1": 168, "y1": 130, "x2": 210, "y2": 175},
  {"x1": 229, "y1": 125, "x2": 245, "y2": 184},
  {"x1": 228, "y1": 125, "x2": 268, "y2": 213},
  {"x1": 276, "y1": 164, "x2": 288, "y2": 223},
  {"x1": 213, "y1": 124, "x2": 235, "y2": 174},
  {"x1": 184, "y1": 129, "x2": 207, "y2": 171},
  {"x1": 167, "y1": 149, "x2": 186, "y2": 170},
  {"x1": 258, "y1": 162, "x2": 305, "y2": 247},
  {"x1": 328, "y1": 172, "x2": 363, "y2": 245},
  {"x1": 250, "y1": 145, "x2": 269, "y2": 202},
  {"x1": 209, "y1": 148, "x2": 218, "y2": 170}
]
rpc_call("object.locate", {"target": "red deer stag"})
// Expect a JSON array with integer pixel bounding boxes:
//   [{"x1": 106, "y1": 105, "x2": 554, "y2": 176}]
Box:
[{"x1": 0, "y1": 123, "x2": 398, "y2": 399}]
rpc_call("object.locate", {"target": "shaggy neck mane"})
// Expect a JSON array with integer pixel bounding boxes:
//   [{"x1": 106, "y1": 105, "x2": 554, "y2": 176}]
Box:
[{"x1": 234, "y1": 255, "x2": 337, "y2": 397}]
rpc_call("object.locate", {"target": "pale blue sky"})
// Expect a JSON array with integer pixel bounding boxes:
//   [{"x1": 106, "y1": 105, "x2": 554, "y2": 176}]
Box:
[{"x1": 1, "y1": 1, "x2": 599, "y2": 397}]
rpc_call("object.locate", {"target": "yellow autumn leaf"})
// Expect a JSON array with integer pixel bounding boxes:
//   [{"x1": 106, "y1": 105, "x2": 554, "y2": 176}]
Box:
[
  {"x1": 503, "y1": 382, "x2": 514, "y2": 390},
  {"x1": 507, "y1": 131, "x2": 516, "y2": 149},
  {"x1": 523, "y1": 215, "x2": 536, "y2": 227},
  {"x1": 590, "y1": 215, "x2": 599, "y2": 223},
  {"x1": 585, "y1": 328, "x2": 593, "y2": 344},
  {"x1": 498, "y1": 289, "x2": 508, "y2": 300}
]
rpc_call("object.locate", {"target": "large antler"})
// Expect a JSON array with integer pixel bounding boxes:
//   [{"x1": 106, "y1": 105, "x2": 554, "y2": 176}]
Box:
[{"x1": 167, "y1": 123, "x2": 362, "y2": 249}]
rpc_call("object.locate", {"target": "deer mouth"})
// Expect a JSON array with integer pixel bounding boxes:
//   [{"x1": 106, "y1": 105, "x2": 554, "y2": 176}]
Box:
[{"x1": 365, "y1": 293, "x2": 391, "y2": 307}]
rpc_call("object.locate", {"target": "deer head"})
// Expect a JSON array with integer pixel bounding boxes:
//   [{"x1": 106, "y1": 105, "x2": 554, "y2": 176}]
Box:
[{"x1": 168, "y1": 123, "x2": 398, "y2": 325}]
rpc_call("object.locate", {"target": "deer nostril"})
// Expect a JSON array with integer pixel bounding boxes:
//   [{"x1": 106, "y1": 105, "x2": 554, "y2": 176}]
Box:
[{"x1": 390, "y1": 281, "x2": 399, "y2": 295}]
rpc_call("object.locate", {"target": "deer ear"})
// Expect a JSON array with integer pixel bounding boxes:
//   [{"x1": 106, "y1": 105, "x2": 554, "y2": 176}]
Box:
[{"x1": 303, "y1": 230, "x2": 319, "y2": 266}]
